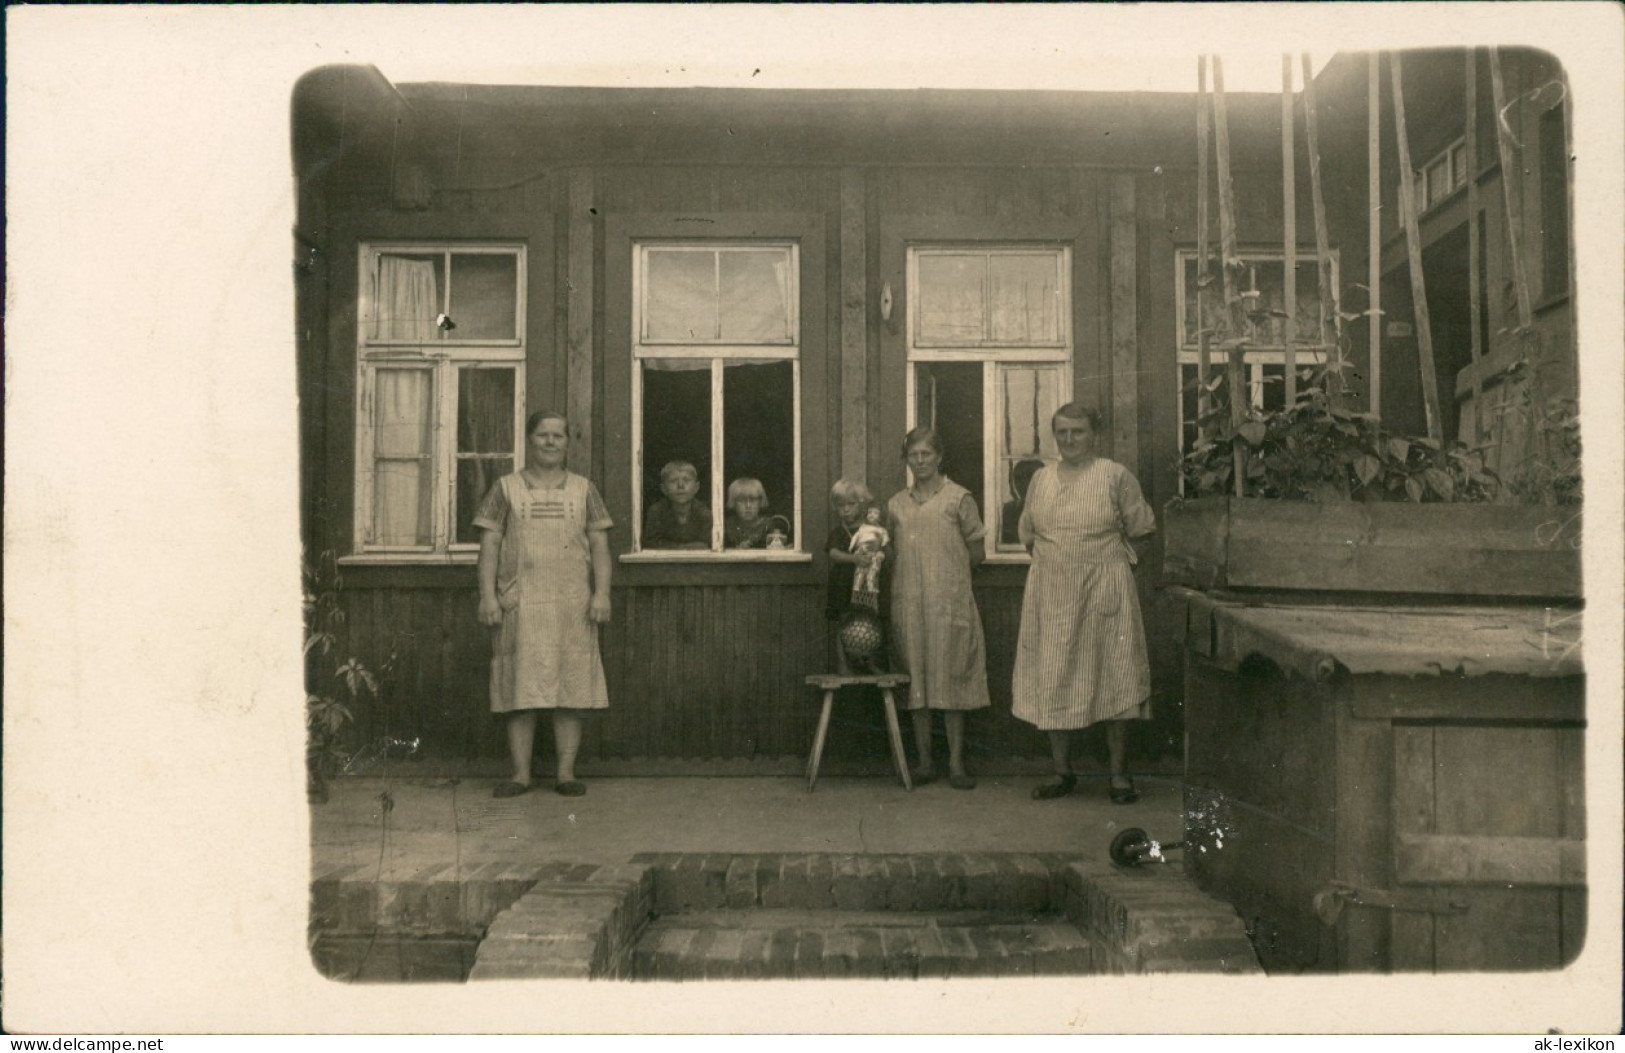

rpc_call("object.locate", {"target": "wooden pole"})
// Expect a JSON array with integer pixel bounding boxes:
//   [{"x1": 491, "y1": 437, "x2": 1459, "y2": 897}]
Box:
[
  {"x1": 1488, "y1": 47, "x2": 1543, "y2": 483},
  {"x1": 1196, "y1": 56, "x2": 1213, "y2": 443},
  {"x1": 1368, "y1": 53, "x2": 1383, "y2": 418},
  {"x1": 1301, "y1": 53, "x2": 1341, "y2": 402},
  {"x1": 1282, "y1": 55, "x2": 1298, "y2": 408},
  {"x1": 1488, "y1": 48, "x2": 1534, "y2": 329},
  {"x1": 1390, "y1": 51, "x2": 1444, "y2": 440},
  {"x1": 1212, "y1": 56, "x2": 1249, "y2": 496},
  {"x1": 1465, "y1": 48, "x2": 1485, "y2": 442}
]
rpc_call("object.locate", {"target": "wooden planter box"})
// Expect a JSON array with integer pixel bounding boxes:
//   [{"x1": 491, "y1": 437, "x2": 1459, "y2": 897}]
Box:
[
  {"x1": 1161, "y1": 497, "x2": 1582, "y2": 601},
  {"x1": 1162, "y1": 497, "x2": 1587, "y2": 973}
]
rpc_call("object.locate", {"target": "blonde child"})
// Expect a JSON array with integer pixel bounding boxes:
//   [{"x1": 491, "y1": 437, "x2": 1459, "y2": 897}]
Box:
[{"x1": 642, "y1": 461, "x2": 711, "y2": 549}]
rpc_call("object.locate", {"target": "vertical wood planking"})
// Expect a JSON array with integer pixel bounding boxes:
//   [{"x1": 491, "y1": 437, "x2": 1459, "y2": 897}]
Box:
[
  {"x1": 1389, "y1": 724, "x2": 1437, "y2": 967},
  {"x1": 840, "y1": 168, "x2": 869, "y2": 484},
  {"x1": 1109, "y1": 173, "x2": 1139, "y2": 470},
  {"x1": 567, "y1": 169, "x2": 595, "y2": 471},
  {"x1": 1434, "y1": 725, "x2": 1559, "y2": 837},
  {"x1": 1335, "y1": 684, "x2": 1395, "y2": 970}
]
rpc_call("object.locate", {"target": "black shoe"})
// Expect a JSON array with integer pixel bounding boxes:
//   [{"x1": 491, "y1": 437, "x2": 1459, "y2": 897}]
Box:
[
  {"x1": 1031, "y1": 773, "x2": 1077, "y2": 800},
  {"x1": 1108, "y1": 776, "x2": 1139, "y2": 804}
]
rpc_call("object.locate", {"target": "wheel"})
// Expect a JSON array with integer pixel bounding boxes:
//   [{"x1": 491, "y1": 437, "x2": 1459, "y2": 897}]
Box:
[{"x1": 1109, "y1": 827, "x2": 1150, "y2": 868}]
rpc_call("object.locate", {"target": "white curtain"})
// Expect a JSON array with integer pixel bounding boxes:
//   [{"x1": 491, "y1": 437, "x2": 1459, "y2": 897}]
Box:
[
  {"x1": 373, "y1": 368, "x2": 433, "y2": 545},
  {"x1": 374, "y1": 256, "x2": 440, "y2": 343}
]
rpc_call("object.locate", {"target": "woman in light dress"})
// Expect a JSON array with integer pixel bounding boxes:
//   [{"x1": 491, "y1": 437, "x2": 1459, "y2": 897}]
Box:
[
  {"x1": 1013, "y1": 403, "x2": 1155, "y2": 804},
  {"x1": 886, "y1": 427, "x2": 991, "y2": 790}
]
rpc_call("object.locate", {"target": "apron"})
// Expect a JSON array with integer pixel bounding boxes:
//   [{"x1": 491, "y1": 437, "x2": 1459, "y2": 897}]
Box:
[{"x1": 490, "y1": 473, "x2": 609, "y2": 712}]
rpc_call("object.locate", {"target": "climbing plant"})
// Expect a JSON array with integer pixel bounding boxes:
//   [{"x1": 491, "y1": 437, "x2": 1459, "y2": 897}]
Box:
[{"x1": 1181, "y1": 366, "x2": 1503, "y2": 503}]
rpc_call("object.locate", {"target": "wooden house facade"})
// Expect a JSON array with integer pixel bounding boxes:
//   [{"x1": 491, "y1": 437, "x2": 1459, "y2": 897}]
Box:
[{"x1": 292, "y1": 49, "x2": 1575, "y2": 773}]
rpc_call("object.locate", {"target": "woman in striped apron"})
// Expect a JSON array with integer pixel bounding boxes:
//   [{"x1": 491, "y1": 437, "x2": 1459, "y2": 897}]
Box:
[
  {"x1": 1012, "y1": 403, "x2": 1155, "y2": 803},
  {"x1": 476, "y1": 410, "x2": 613, "y2": 798}
]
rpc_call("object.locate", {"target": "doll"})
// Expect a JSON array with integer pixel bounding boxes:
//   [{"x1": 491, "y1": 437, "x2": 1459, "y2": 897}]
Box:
[{"x1": 849, "y1": 505, "x2": 889, "y2": 610}]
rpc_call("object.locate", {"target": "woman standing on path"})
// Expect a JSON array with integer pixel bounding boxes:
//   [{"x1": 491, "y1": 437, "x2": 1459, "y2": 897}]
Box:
[
  {"x1": 1012, "y1": 403, "x2": 1155, "y2": 804},
  {"x1": 887, "y1": 426, "x2": 991, "y2": 790},
  {"x1": 476, "y1": 410, "x2": 613, "y2": 798}
]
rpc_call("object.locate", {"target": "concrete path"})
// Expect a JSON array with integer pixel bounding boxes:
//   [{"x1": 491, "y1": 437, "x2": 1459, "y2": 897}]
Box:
[{"x1": 310, "y1": 773, "x2": 1185, "y2": 879}]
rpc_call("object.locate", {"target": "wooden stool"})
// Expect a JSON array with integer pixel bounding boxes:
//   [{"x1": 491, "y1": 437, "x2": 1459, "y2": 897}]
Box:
[{"x1": 803, "y1": 674, "x2": 913, "y2": 793}]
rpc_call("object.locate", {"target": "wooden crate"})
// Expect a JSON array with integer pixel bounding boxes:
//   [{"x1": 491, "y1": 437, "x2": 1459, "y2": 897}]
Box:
[{"x1": 1180, "y1": 599, "x2": 1586, "y2": 973}]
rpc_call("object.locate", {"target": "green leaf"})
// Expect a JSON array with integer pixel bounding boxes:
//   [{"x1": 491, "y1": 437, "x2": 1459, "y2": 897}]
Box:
[
  {"x1": 1355, "y1": 454, "x2": 1382, "y2": 486},
  {"x1": 1238, "y1": 421, "x2": 1268, "y2": 446},
  {"x1": 1423, "y1": 467, "x2": 1455, "y2": 500},
  {"x1": 1386, "y1": 437, "x2": 1410, "y2": 463},
  {"x1": 1405, "y1": 476, "x2": 1426, "y2": 503}
]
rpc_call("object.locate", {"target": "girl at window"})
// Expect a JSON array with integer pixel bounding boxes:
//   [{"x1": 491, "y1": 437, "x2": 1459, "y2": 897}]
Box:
[
  {"x1": 642, "y1": 460, "x2": 711, "y2": 549},
  {"x1": 475, "y1": 410, "x2": 613, "y2": 799},
  {"x1": 723, "y1": 477, "x2": 771, "y2": 549},
  {"x1": 886, "y1": 428, "x2": 991, "y2": 790}
]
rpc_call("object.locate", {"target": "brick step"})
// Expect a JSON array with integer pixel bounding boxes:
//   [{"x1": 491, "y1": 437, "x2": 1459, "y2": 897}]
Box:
[
  {"x1": 631, "y1": 910, "x2": 1095, "y2": 980},
  {"x1": 630, "y1": 851, "x2": 1064, "y2": 915}
]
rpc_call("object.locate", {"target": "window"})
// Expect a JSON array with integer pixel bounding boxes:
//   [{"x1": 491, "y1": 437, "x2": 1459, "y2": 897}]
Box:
[
  {"x1": 354, "y1": 243, "x2": 525, "y2": 557},
  {"x1": 906, "y1": 245, "x2": 1071, "y2": 558},
  {"x1": 631, "y1": 242, "x2": 802, "y2": 557},
  {"x1": 1413, "y1": 136, "x2": 1470, "y2": 215},
  {"x1": 1175, "y1": 249, "x2": 1339, "y2": 464}
]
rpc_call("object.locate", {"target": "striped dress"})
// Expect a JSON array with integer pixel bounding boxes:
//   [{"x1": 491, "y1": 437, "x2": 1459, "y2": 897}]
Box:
[{"x1": 1012, "y1": 458, "x2": 1155, "y2": 731}]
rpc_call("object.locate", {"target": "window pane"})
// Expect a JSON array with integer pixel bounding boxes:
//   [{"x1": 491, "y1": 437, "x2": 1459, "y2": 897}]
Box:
[
  {"x1": 448, "y1": 253, "x2": 518, "y2": 340},
  {"x1": 913, "y1": 361, "x2": 984, "y2": 520},
  {"x1": 718, "y1": 250, "x2": 792, "y2": 343},
  {"x1": 1428, "y1": 158, "x2": 1451, "y2": 207},
  {"x1": 1181, "y1": 253, "x2": 1222, "y2": 347},
  {"x1": 372, "y1": 253, "x2": 443, "y2": 342},
  {"x1": 645, "y1": 250, "x2": 717, "y2": 342},
  {"x1": 640, "y1": 359, "x2": 714, "y2": 548},
  {"x1": 994, "y1": 365, "x2": 1063, "y2": 548},
  {"x1": 457, "y1": 367, "x2": 516, "y2": 454},
  {"x1": 456, "y1": 456, "x2": 513, "y2": 544},
  {"x1": 372, "y1": 368, "x2": 433, "y2": 545},
  {"x1": 723, "y1": 360, "x2": 796, "y2": 548},
  {"x1": 1452, "y1": 143, "x2": 1468, "y2": 188},
  {"x1": 1256, "y1": 363, "x2": 1287, "y2": 414},
  {"x1": 916, "y1": 254, "x2": 986, "y2": 344},
  {"x1": 454, "y1": 366, "x2": 517, "y2": 544},
  {"x1": 1188, "y1": 257, "x2": 1330, "y2": 348},
  {"x1": 990, "y1": 255, "x2": 1061, "y2": 343}
]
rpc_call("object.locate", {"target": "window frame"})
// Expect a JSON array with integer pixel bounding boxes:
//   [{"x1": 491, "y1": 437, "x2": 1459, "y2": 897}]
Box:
[
  {"x1": 1413, "y1": 136, "x2": 1470, "y2": 216},
  {"x1": 603, "y1": 215, "x2": 826, "y2": 571},
  {"x1": 350, "y1": 240, "x2": 528, "y2": 561},
  {"x1": 1173, "y1": 246, "x2": 1340, "y2": 479},
  {"x1": 904, "y1": 242, "x2": 1074, "y2": 563}
]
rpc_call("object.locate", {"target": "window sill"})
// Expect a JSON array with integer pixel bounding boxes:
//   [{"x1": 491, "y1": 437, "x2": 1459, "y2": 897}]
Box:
[
  {"x1": 619, "y1": 550, "x2": 813, "y2": 565},
  {"x1": 338, "y1": 552, "x2": 479, "y2": 567}
]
